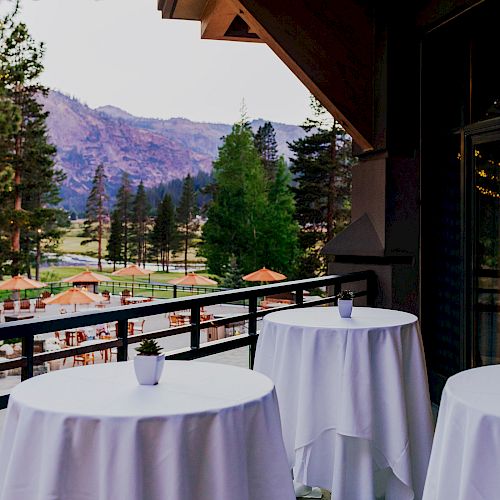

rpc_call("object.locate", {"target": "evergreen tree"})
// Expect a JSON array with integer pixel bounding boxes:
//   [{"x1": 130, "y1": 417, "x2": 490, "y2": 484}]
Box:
[
  {"x1": 201, "y1": 120, "x2": 268, "y2": 275},
  {"x1": 176, "y1": 175, "x2": 198, "y2": 274},
  {"x1": 107, "y1": 208, "x2": 122, "y2": 271},
  {"x1": 220, "y1": 256, "x2": 245, "y2": 289},
  {"x1": 261, "y1": 157, "x2": 299, "y2": 274},
  {"x1": 150, "y1": 193, "x2": 179, "y2": 272},
  {"x1": 0, "y1": 4, "x2": 67, "y2": 275},
  {"x1": 131, "y1": 181, "x2": 150, "y2": 267},
  {"x1": 289, "y1": 96, "x2": 353, "y2": 277},
  {"x1": 80, "y1": 164, "x2": 108, "y2": 270},
  {"x1": 254, "y1": 121, "x2": 279, "y2": 181},
  {"x1": 115, "y1": 172, "x2": 133, "y2": 266}
]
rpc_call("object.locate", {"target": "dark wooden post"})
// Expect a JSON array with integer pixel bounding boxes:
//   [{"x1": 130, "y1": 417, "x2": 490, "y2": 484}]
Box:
[
  {"x1": 116, "y1": 319, "x2": 129, "y2": 361},
  {"x1": 21, "y1": 335, "x2": 34, "y2": 380}
]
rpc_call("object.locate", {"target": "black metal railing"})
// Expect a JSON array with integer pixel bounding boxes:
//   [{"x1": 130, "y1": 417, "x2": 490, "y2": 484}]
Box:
[
  {"x1": 0, "y1": 271, "x2": 377, "y2": 409},
  {"x1": 0, "y1": 279, "x2": 223, "y2": 302}
]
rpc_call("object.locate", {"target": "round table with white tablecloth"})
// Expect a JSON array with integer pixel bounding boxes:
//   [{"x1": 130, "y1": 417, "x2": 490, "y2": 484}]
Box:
[
  {"x1": 254, "y1": 306, "x2": 434, "y2": 500},
  {"x1": 423, "y1": 364, "x2": 500, "y2": 500},
  {"x1": 0, "y1": 361, "x2": 294, "y2": 500}
]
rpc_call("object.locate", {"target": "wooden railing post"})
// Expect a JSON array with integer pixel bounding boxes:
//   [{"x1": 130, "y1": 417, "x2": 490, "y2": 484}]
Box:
[
  {"x1": 366, "y1": 271, "x2": 377, "y2": 306},
  {"x1": 173, "y1": 285, "x2": 177, "y2": 299},
  {"x1": 116, "y1": 319, "x2": 129, "y2": 362},
  {"x1": 296, "y1": 289, "x2": 304, "y2": 306},
  {"x1": 190, "y1": 306, "x2": 200, "y2": 349},
  {"x1": 248, "y1": 295, "x2": 258, "y2": 368},
  {"x1": 21, "y1": 335, "x2": 34, "y2": 381}
]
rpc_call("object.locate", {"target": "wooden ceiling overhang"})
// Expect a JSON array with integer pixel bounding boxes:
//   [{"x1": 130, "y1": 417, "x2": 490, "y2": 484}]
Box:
[{"x1": 157, "y1": 0, "x2": 375, "y2": 152}]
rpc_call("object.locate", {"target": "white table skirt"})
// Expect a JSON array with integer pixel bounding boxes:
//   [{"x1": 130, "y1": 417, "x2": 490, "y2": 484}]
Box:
[
  {"x1": 0, "y1": 361, "x2": 294, "y2": 500},
  {"x1": 423, "y1": 365, "x2": 500, "y2": 500},
  {"x1": 254, "y1": 306, "x2": 434, "y2": 500}
]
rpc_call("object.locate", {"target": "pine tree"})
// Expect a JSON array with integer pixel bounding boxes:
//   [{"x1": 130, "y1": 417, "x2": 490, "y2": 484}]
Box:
[
  {"x1": 80, "y1": 164, "x2": 108, "y2": 270},
  {"x1": 107, "y1": 208, "x2": 122, "y2": 271},
  {"x1": 0, "y1": 4, "x2": 67, "y2": 275},
  {"x1": 201, "y1": 120, "x2": 268, "y2": 275},
  {"x1": 289, "y1": 96, "x2": 353, "y2": 277},
  {"x1": 150, "y1": 193, "x2": 179, "y2": 272},
  {"x1": 115, "y1": 172, "x2": 133, "y2": 266},
  {"x1": 220, "y1": 256, "x2": 245, "y2": 289},
  {"x1": 254, "y1": 121, "x2": 279, "y2": 181},
  {"x1": 176, "y1": 175, "x2": 198, "y2": 274},
  {"x1": 261, "y1": 157, "x2": 299, "y2": 274},
  {"x1": 131, "y1": 181, "x2": 150, "y2": 267}
]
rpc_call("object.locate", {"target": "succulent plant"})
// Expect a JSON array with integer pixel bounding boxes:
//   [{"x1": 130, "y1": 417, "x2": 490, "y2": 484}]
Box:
[
  {"x1": 337, "y1": 290, "x2": 355, "y2": 300},
  {"x1": 135, "y1": 339, "x2": 163, "y2": 356}
]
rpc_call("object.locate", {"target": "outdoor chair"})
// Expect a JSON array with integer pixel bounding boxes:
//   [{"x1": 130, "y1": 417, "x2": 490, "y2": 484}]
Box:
[
  {"x1": 101, "y1": 290, "x2": 111, "y2": 302},
  {"x1": 73, "y1": 351, "x2": 94, "y2": 366},
  {"x1": 20, "y1": 299, "x2": 31, "y2": 312},
  {"x1": 40, "y1": 291, "x2": 51, "y2": 299},
  {"x1": 133, "y1": 319, "x2": 145, "y2": 334},
  {"x1": 3, "y1": 299, "x2": 14, "y2": 311},
  {"x1": 34, "y1": 298, "x2": 46, "y2": 312}
]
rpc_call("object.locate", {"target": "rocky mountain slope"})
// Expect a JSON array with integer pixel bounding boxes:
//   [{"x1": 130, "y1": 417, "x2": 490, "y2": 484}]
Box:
[{"x1": 42, "y1": 91, "x2": 304, "y2": 213}]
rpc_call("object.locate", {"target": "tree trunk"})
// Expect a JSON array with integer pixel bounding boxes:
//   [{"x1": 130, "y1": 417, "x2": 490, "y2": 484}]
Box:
[
  {"x1": 97, "y1": 208, "x2": 102, "y2": 271},
  {"x1": 326, "y1": 122, "x2": 337, "y2": 241},
  {"x1": 35, "y1": 236, "x2": 41, "y2": 281},
  {"x1": 184, "y1": 224, "x2": 188, "y2": 275}
]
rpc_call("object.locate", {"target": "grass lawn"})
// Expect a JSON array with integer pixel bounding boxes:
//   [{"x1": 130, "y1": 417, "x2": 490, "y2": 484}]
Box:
[{"x1": 57, "y1": 221, "x2": 204, "y2": 266}]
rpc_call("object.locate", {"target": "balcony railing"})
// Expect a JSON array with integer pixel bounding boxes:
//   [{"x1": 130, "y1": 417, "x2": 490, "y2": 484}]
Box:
[{"x1": 0, "y1": 270, "x2": 377, "y2": 409}]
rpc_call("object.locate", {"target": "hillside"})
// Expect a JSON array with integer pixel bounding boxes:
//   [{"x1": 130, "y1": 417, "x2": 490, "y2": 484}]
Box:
[{"x1": 42, "y1": 91, "x2": 304, "y2": 213}]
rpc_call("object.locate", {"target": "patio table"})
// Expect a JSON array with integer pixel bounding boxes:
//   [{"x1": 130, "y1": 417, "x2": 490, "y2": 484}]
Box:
[
  {"x1": 254, "y1": 306, "x2": 434, "y2": 500},
  {"x1": 423, "y1": 365, "x2": 500, "y2": 499},
  {"x1": 0, "y1": 360, "x2": 294, "y2": 500}
]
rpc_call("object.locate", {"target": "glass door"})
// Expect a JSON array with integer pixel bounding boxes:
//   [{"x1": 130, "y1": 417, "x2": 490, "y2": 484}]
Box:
[{"x1": 470, "y1": 130, "x2": 500, "y2": 366}]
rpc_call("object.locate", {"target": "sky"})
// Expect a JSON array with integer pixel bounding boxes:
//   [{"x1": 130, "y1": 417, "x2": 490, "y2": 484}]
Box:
[{"x1": 8, "y1": 0, "x2": 312, "y2": 125}]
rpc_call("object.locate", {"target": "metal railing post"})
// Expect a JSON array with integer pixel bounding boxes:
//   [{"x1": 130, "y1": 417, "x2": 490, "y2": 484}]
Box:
[
  {"x1": 21, "y1": 336, "x2": 34, "y2": 381},
  {"x1": 296, "y1": 289, "x2": 304, "y2": 305},
  {"x1": 173, "y1": 285, "x2": 177, "y2": 298},
  {"x1": 116, "y1": 319, "x2": 129, "y2": 362},
  {"x1": 190, "y1": 306, "x2": 200, "y2": 349}
]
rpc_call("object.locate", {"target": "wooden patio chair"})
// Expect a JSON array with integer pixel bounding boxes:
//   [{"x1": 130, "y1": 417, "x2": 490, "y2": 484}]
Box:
[
  {"x1": 3, "y1": 299, "x2": 14, "y2": 312},
  {"x1": 101, "y1": 290, "x2": 111, "y2": 302},
  {"x1": 73, "y1": 351, "x2": 95, "y2": 366},
  {"x1": 19, "y1": 299, "x2": 31, "y2": 312},
  {"x1": 34, "y1": 298, "x2": 46, "y2": 312},
  {"x1": 40, "y1": 291, "x2": 51, "y2": 300},
  {"x1": 133, "y1": 319, "x2": 145, "y2": 334}
]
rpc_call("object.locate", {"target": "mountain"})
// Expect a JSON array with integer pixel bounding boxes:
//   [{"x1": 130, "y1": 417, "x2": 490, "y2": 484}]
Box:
[{"x1": 42, "y1": 91, "x2": 305, "y2": 214}]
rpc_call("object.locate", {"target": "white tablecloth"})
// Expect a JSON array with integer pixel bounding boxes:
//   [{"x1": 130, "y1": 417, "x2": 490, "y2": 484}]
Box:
[
  {"x1": 254, "y1": 306, "x2": 434, "y2": 500},
  {"x1": 0, "y1": 361, "x2": 294, "y2": 500},
  {"x1": 423, "y1": 365, "x2": 500, "y2": 500}
]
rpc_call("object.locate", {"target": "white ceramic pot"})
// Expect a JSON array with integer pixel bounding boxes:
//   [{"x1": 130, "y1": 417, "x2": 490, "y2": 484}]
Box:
[
  {"x1": 134, "y1": 355, "x2": 165, "y2": 385},
  {"x1": 338, "y1": 299, "x2": 353, "y2": 318}
]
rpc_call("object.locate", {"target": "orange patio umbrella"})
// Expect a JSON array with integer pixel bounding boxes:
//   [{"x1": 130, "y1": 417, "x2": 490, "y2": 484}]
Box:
[
  {"x1": 0, "y1": 275, "x2": 46, "y2": 291},
  {"x1": 43, "y1": 287, "x2": 101, "y2": 312},
  {"x1": 243, "y1": 267, "x2": 286, "y2": 282},
  {"x1": 0, "y1": 275, "x2": 47, "y2": 299},
  {"x1": 63, "y1": 270, "x2": 112, "y2": 293},
  {"x1": 63, "y1": 270, "x2": 112, "y2": 284},
  {"x1": 112, "y1": 264, "x2": 153, "y2": 295},
  {"x1": 168, "y1": 273, "x2": 218, "y2": 286}
]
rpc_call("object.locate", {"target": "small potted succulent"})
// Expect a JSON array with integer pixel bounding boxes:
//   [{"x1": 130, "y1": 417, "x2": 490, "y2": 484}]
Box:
[
  {"x1": 134, "y1": 339, "x2": 164, "y2": 385},
  {"x1": 336, "y1": 290, "x2": 355, "y2": 318}
]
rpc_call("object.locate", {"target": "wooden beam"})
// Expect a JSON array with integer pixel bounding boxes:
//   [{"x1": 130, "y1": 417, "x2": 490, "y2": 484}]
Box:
[
  {"x1": 201, "y1": 0, "x2": 235, "y2": 39},
  {"x1": 229, "y1": 0, "x2": 374, "y2": 151},
  {"x1": 416, "y1": 0, "x2": 484, "y2": 30},
  {"x1": 201, "y1": 0, "x2": 262, "y2": 42}
]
